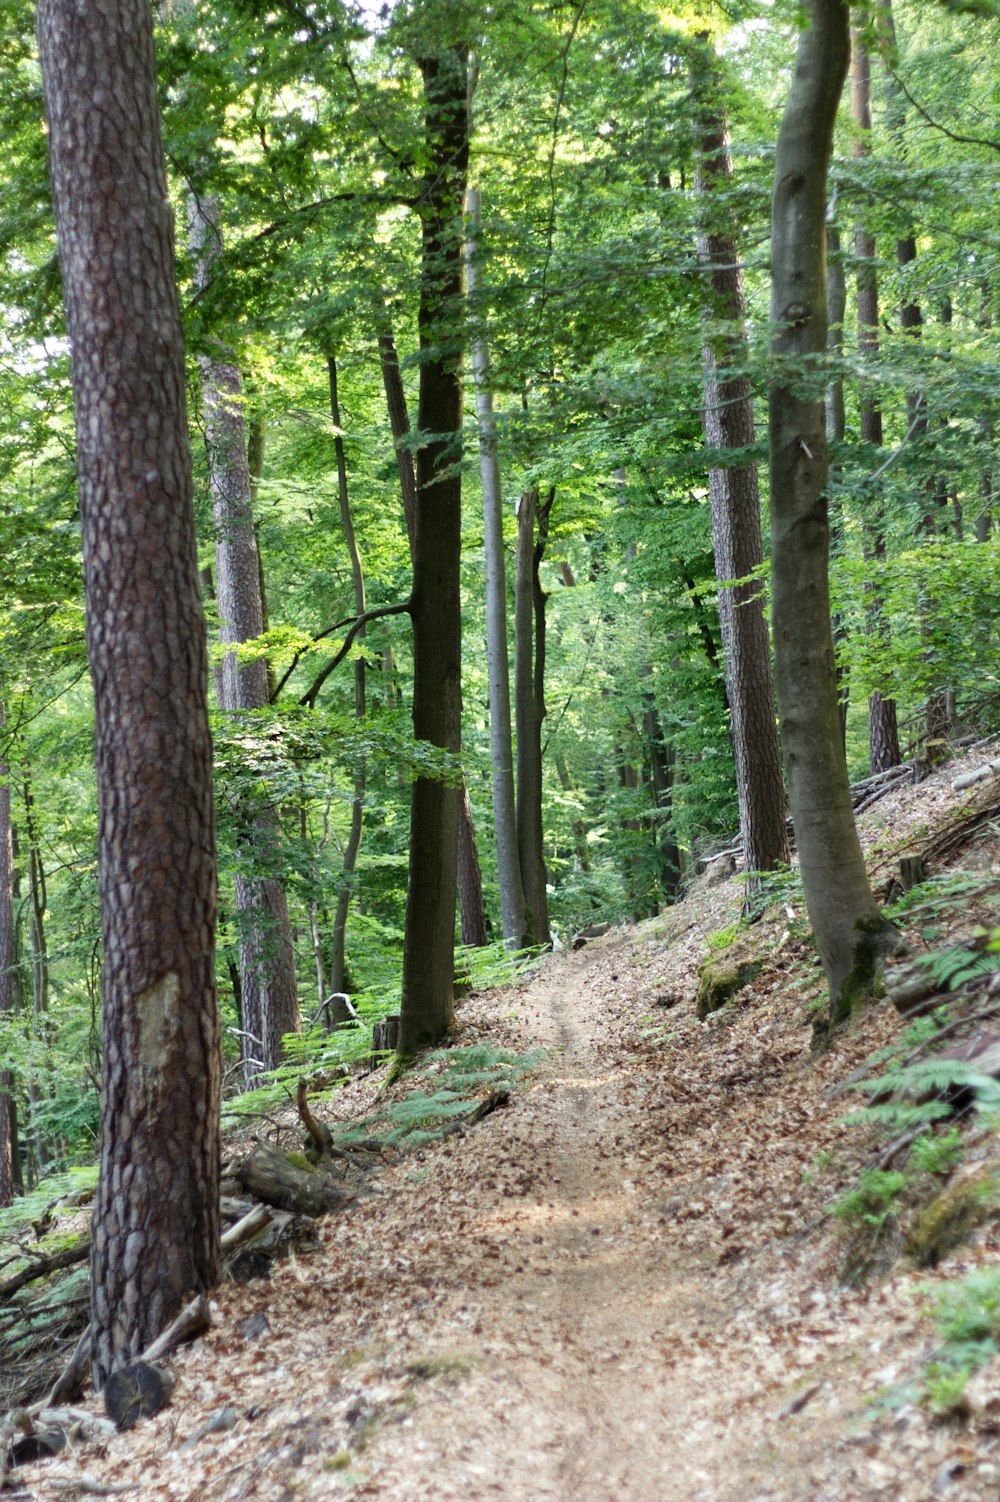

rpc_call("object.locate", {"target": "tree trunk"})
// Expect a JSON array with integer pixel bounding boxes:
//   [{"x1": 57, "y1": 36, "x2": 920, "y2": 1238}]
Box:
[
  {"x1": 692, "y1": 38, "x2": 789, "y2": 894},
  {"x1": 852, "y1": 32, "x2": 902, "y2": 775},
  {"x1": 457, "y1": 783, "x2": 488, "y2": 946},
  {"x1": 20, "y1": 775, "x2": 51, "y2": 1172},
  {"x1": 188, "y1": 194, "x2": 299, "y2": 1083},
  {"x1": 515, "y1": 486, "x2": 552, "y2": 947},
  {"x1": 825, "y1": 210, "x2": 850, "y2": 749},
  {"x1": 0, "y1": 715, "x2": 16, "y2": 1207},
  {"x1": 768, "y1": 0, "x2": 897, "y2": 1030},
  {"x1": 640, "y1": 675, "x2": 681, "y2": 898},
  {"x1": 378, "y1": 315, "x2": 488, "y2": 953},
  {"x1": 399, "y1": 38, "x2": 469, "y2": 1053},
  {"x1": 37, "y1": 0, "x2": 221, "y2": 1385},
  {"x1": 327, "y1": 354, "x2": 368, "y2": 995},
  {"x1": 465, "y1": 186, "x2": 527, "y2": 949}
]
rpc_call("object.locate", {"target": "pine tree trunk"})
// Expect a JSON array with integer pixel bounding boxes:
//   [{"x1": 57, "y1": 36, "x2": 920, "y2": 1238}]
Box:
[
  {"x1": 188, "y1": 195, "x2": 299, "y2": 1082},
  {"x1": 692, "y1": 38, "x2": 788, "y2": 893},
  {"x1": 465, "y1": 186, "x2": 527, "y2": 949},
  {"x1": 768, "y1": 0, "x2": 897, "y2": 1030},
  {"x1": 36, "y1": 0, "x2": 221, "y2": 1383},
  {"x1": 327, "y1": 354, "x2": 368, "y2": 994},
  {"x1": 399, "y1": 39, "x2": 469, "y2": 1052}
]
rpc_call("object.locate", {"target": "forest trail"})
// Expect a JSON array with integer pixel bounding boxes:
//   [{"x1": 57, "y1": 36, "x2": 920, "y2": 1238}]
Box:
[{"x1": 25, "y1": 752, "x2": 1000, "y2": 1502}]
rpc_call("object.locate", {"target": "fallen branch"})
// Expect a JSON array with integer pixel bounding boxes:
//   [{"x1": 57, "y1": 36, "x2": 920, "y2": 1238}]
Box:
[
  {"x1": 139, "y1": 1295, "x2": 212, "y2": 1365},
  {"x1": 0, "y1": 1241, "x2": 90, "y2": 1301}
]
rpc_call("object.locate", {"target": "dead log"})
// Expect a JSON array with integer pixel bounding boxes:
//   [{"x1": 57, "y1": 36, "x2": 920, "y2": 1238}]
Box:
[{"x1": 232, "y1": 1140, "x2": 357, "y2": 1217}]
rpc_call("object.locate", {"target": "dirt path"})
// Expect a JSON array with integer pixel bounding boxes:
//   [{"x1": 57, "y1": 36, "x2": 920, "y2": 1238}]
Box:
[{"x1": 31, "y1": 867, "x2": 1000, "y2": 1502}]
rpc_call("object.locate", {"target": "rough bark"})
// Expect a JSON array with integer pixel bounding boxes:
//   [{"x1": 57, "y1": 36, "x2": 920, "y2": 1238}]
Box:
[
  {"x1": 399, "y1": 39, "x2": 469, "y2": 1052},
  {"x1": 514, "y1": 487, "x2": 552, "y2": 947},
  {"x1": 692, "y1": 39, "x2": 788, "y2": 892},
  {"x1": 852, "y1": 32, "x2": 902, "y2": 774},
  {"x1": 188, "y1": 195, "x2": 299, "y2": 1082},
  {"x1": 768, "y1": 0, "x2": 897, "y2": 1028},
  {"x1": 327, "y1": 354, "x2": 368, "y2": 994},
  {"x1": 465, "y1": 185, "x2": 527, "y2": 949},
  {"x1": 36, "y1": 0, "x2": 221, "y2": 1384}
]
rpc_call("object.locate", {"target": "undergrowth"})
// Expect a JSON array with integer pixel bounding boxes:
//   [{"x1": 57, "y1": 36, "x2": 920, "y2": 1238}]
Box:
[{"x1": 338, "y1": 1044, "x2": 546, "y2": 1152}]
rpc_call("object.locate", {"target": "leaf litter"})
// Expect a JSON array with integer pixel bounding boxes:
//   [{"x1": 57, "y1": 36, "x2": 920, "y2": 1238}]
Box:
[{"x1": 13, "y1": 740, "x2": 1000, "y2": 1501}]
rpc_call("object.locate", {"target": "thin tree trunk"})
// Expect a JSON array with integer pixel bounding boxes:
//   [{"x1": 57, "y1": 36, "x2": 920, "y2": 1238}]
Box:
[
  {"x1": 465, "y1": 185, "x2": 527, "y2": 949},
  {"x1": 188, "y1": 195, "x2": 299, "y2": 1083},
  {"x1": 640, "y1": 674, "x2": 681, "y2": 898},
  {"x1": 554, "y1": 750, "x2": 592, "y2": 873},
  {"x1": 768, "y1": 0, "x2": 897, "y2": 1031},
  {"x1": 515, "y1": 487, "x2": 552, "y2": 946},
  {"x1": 0, "y1": 713, "x2": 16, "y2": 1206},
  {"x1": 399, "y1": 38, "x2": 469, "y2": 1052},
  {"x1": 692, "y1": 38, "x2": 789, "y2": 895},
  {"x1": 457, "y1": 783, "x2": 488, "y2": 945},
  {"x1": 327, "y1": 354, "x2": 368, "y2": 995},
  {"x1": 826, "y1": 209, "x2": 850, "y2": 749},
  {"x1": 20, "y1": 776, "x2": 50, "y2": 1172},
  {"x1": 37, "y1": 0, "x2": 221, "y2": 1383},
  {"x1": 378, "y1": 326, "x2": 418, "y2": 552},
  {"x1": 852, "y1": 31, "x2": 902, "y2": 774}
]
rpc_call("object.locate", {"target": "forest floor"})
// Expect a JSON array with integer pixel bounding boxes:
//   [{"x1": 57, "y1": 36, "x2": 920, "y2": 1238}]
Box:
[{"x1": 12, "y1": 742, "x2": 1000, "y2": 1502}]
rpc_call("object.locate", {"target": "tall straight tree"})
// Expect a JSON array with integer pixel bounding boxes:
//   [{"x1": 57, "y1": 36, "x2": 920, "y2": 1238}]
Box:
[
  {"x1": 378, "y1": 319, "x2": 489, "y2": 949},
  {"x1": 37, "y1": 0, "x2": 221, "y2": 1382},
  {"x1": 514, "y1": 484, "x2": 552, "y2": 947},
  {"x1": 189, "y1": 196, "x2": 299, "y2": 1081},
  {"x1": 0, "y1": 718, "x2": 16, "y2": 1207},
  {"x1": 691, "y1": 37, "x2": 788, "y2": 893},
  {"x1": 327, "y1": 353, "x2": 366, "y2": 1000},
  {"x1": 769, "y1": 0, "x2": 897, "y2": 1032},
  {"x1": 399, "y1": 33, "x2": 470, "y2": 1051},
  {"x1": 851, "y1": 31, "x2": 901, "y2": 774},
  {"x1": 465, "y1": 184, "x2": 527, "y2": 949}
]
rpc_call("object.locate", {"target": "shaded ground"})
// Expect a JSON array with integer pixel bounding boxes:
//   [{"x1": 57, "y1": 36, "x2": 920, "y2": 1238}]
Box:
[{"x1": 12, "y1": 745, "x2": 1000, "y2": 1501}]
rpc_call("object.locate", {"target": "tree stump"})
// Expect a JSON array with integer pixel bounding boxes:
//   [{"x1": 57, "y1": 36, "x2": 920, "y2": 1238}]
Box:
[{"x1": 372, "y1": 1015, "x2": 400, "y2": 1054}]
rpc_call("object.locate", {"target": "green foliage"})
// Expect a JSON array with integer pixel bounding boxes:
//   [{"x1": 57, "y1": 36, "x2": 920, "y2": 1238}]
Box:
[
  {"x1": 0, "y1": 1165, "x2": 96, "y2": 1242},
  {"x1": 834, "y1": 1169, "x2": 908, "y2": 1229},
  {"x1": 346, "y1": 1045, "x2": 544, "y2": 1153},
  {"x1": 923, "y1": 1266, "x2": 1000, "y2": 1414},
  {"x1": 910, "y1": 1127, "x2": 965, "y2": 1176}
]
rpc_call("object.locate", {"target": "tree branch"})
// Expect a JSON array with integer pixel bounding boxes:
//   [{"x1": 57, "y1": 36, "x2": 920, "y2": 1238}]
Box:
[
  {"x1": 298, "y1": 600, "x2": 412, "y2": 708},
  {"x1": 888, "y1": 68, "x2": 1000, "y2": 155}
]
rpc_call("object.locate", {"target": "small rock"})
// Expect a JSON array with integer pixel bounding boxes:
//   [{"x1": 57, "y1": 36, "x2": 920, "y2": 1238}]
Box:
[{"x1": 237, "y1": 1311, "x2": 270, "y2": 1341}]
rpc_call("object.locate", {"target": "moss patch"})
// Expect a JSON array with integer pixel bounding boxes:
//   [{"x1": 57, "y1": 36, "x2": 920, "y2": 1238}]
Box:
[
  {"x1": 696, "y1": 956, "x2": 762, "y2": 1020},
  {"x1": 906, "y1": 1166, "x2": 998, "y2": 1269}
]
